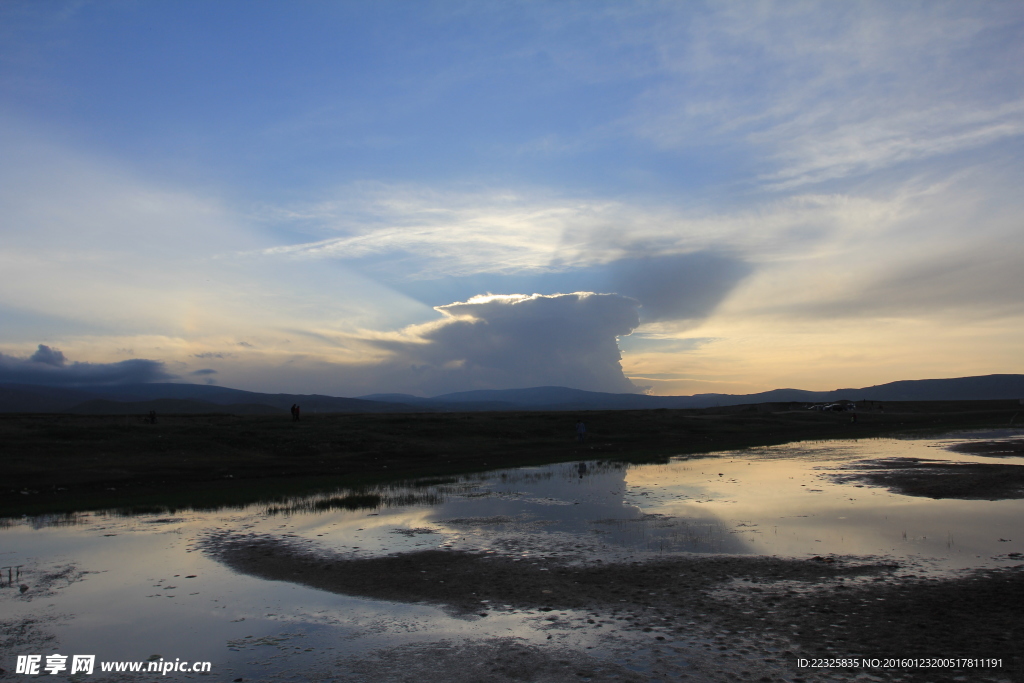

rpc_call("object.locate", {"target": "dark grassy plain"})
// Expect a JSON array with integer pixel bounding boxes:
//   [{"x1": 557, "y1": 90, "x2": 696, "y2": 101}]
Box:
[{"x1": 2, "y1": 399, "x2": 1019, "y2": 518}]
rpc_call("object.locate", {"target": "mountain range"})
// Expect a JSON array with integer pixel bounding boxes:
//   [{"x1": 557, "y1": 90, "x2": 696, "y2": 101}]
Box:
[{"x1": 1, "y1": 374, "x2": 1023, "y2": 415}]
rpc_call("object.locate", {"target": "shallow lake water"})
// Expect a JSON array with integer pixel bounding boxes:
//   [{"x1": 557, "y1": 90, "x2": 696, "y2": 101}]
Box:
[{"x1": 3, "y1": 432, "x2": 1023, "y2": 680}]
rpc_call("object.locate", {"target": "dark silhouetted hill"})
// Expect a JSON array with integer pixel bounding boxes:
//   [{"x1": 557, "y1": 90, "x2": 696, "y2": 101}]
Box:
[
  {"x1": 0, "y1": 383, "x2": 417, "y2": 414},
  {"x1": 2, "y1": 374, "x2": 1022, "y2": 414},
  {"x1": 360, "y1": 374, "x2": 1024, "y2": 411},
  {"x1": 0, "y1": 384, "x2": 104, "y2": 413}
]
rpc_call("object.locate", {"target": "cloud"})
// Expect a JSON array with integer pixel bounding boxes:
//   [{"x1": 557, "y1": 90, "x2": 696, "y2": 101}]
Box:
[
  {"x1": 256, "y1": 183, "x2": 914, "y2": 283},
  {"x1": 623, "y1": 2, "x2": 1024, "y2": 187},
  {"x1": 617, "y1": 336, "x2": 716, "y2": 355},
  {"x1": 255, "y1": 185, "x2": 770, "y2": 324},
  {"x1": 775, "y1": 248, "x2": 1024, "y2": 321},
  {"x1": 364, "y1": 292, "x2": 642, "y2": 394},
  {"x1": 29, "y1": 344, "x2": 66, "y2": 367},
  {"x1": 607, "y1": 252, "x2": 753, "y2": 322},
  {"x1": 710, "y1": 170, "x2": 1024, "y2": 324},
  {"x1": 0, "y1": 123, "x2": 427, "y2": 346},
  {"x1": 354, "y1": 249, "x2": 751, "y2": 326},
  {"x1": 190, "y1": 368, "x2": 218, "y2": 376},
  {"x1": 0, "y1": 345, "x2": 175, "y2": 386},
  {"x1": 258, "y1": 185, "x2": 580, "y2": 278},
  {"x1": 257, "y1": 179, "x2": 1024, "y2": 331},
  {"x1": 3, "y1": 3, "x2": 1021, "y2": 400}
]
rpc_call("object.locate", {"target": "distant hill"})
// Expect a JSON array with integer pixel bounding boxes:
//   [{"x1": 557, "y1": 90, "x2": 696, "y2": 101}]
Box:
[
  {"x1": 0, "y1": 384, "x2": 106, "y2": 413},
  {"x1": 359, "y1": 393, "x2": 438, "y2": 405},
  {"x1": 363, "y1": 374, "x2": 1024, "y2": 411},
  {"x1": 0, "y1": 382, "x2": 418, "y2": 415},
  {"x1": 831, "y1": 374, "x2": 1024, "y2": 402},
  {"x1": 2, "y1": 373, "x2": 1022, "y2": 414},
  {"x1": 428, "y1": 386, "x2": 673, "y2": 410}
]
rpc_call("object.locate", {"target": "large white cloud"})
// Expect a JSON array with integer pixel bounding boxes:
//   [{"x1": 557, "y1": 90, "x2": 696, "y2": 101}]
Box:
[{"x1": 363, "y1": 292, "x2": 642, "y2": 395}]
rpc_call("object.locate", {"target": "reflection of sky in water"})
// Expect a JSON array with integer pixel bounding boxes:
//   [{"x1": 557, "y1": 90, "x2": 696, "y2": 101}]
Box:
[
  {"x1": 619, "y1": 438, "x2": 1024, "y2": 570},
  {"x1": 242, "y1": 434, "x2": 1023, "y2": 569},
  {"x1": 2, "y1": 433, "x2": 1022, "y2": 678}
]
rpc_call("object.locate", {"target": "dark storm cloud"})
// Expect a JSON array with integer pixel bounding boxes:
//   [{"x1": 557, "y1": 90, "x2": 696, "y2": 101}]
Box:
[
  {"x1": 368, "y1": 293, "x2": 641, "y2": 394},
  {"x1": 376, "y1": 250, "x2": 751, "y2": 324},
  {"x1": 190, "y1": 368, "x2": 218, "y2": 376},
  {"x1": 29, "y1": 344, "x2": 66, "y2": 366},
  {"x1": 605, "y1": 251, "x2": 753, "y2": 322},
  {"x1": 0, "y1": 344, "x2": 174, "y2": 386}
]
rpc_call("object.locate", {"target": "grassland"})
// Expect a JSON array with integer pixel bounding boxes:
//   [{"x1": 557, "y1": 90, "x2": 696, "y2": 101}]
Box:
[{"x1": 2, "y1": 399, "x2": 1019, "y2": 518}]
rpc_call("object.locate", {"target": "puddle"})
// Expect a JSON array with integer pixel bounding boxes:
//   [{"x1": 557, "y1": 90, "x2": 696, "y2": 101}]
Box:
[{"x1": 2, "y1": 432, "x2": 1022, "y2": 680}]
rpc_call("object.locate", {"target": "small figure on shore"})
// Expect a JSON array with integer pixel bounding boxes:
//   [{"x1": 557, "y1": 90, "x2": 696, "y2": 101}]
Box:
[
  {"x1": 575, "y1": 419, "x2": 586, "y2": 444},
  {"x1": 295, "y1": 404, "x2": 301, "y2": 422},
  {"x1": 577, "y1": 462, "x2": 588, "y2": 478},
  {"x1": 291, "y1": 404, "x2": 298, "y2": 422}
]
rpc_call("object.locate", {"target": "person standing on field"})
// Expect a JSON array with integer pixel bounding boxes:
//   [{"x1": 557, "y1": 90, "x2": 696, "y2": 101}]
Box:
[{"x1": 575, "y1": 419, "x2": 586, "y2": 444}]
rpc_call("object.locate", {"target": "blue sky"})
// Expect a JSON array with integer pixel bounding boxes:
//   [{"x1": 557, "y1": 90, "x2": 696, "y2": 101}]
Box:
[{"x1": 2, "y1": 1, "x2": 1023, "y2": 396}]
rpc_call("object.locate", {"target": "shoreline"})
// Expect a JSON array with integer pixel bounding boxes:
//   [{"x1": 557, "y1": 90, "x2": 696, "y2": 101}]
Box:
[{"x1": 3, "y1": 401, "x2": 1020, "y2": 518}]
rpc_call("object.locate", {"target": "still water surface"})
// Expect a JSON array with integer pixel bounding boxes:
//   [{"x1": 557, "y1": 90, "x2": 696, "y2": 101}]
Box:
[{"x1": 2, "y1": 433, "x2": 1022, "y2": 679}]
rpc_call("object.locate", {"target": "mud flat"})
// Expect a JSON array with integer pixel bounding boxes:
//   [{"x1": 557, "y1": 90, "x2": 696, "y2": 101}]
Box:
[
  {"x1": 947, "y1": 439, "x2": 1024, "y2": 457},
  {"x1": 204, "y1": 533, "x2": 1023, "y2": 682},
  {"x1": 830, "y1": 458, "x2": 1024, "y2": 500}
]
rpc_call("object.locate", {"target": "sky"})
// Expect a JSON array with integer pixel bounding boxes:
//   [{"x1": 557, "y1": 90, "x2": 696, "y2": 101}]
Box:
[{"x1": 1, "y1": 1, "x2": 1022, "y2": 397}]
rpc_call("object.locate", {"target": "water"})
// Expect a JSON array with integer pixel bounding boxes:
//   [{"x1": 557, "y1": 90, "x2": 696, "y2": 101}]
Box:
[{"x1": 2, "y1": 433, "x2": 1022, "y2": 680}]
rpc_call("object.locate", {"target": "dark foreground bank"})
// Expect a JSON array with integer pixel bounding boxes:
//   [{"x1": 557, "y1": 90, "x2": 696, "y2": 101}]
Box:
[
  {"x1": 202, "y1": 532, "x2": 1023, "y2": 683},
  {"x1": 2, "y1": 399, "x2": 1020, "y2": 517}
]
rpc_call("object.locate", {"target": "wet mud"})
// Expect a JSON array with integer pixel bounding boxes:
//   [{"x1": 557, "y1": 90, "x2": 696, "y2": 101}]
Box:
[
  {"x1": 830, "y1": 457, "x2": 1024, "y2": 499},
  {"x1": 947, "y1": 439, "x2": 1024, "y2": 457},
  {"x1": 204, "y1": 533, "x2": 1024, "y2": 682},
  {"x1": 0, "y1": 616, "x2": 59, "y2": 672},
  {"x1": 0, "y1": 563, "x2": 89, "y2": 680},
  {"x1": 334, "y1": 639, "x2": 651, "y2": 683}
]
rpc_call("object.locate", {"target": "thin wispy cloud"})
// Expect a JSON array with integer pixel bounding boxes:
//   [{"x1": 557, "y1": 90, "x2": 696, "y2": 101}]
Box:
[
  {"x1": 257, "y1": 185, "x2": 886, "y2": 274},
  {"x1": 623, "y1": 2, "x2": 1024, "y2": 188},
  {"x1": 756, "y1": 100, "x2": 1024, "y2": 190}
]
